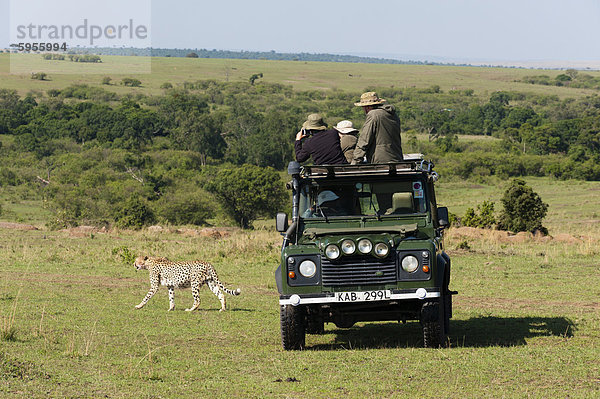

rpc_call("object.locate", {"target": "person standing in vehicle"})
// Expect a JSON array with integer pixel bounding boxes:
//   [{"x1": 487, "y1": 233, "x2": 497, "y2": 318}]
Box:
[
  {"x1": 351, "y1": 92, "x2": 403, "y2": 164},
  {"x1": 334, "y1": 120, "x2": 359, "y2": 164},
  {"x1": 295, "y1": 113, "x2": 348, "y2": 165}
]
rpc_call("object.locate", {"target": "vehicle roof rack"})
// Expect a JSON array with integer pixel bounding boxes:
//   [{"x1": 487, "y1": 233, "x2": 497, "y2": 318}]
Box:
[{"x1": 302, "y1": 159, "x2": 434, "y2": 178}]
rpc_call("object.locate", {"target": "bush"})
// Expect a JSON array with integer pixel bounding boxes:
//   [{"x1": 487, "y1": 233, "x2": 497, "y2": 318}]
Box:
[
  {"x1": 112, "y1": 245, "x2": 136, "y2": 265},
  {"x1": 122, "y1": 78, "x2": 142, "y2": 87},
  {"x1": 160, "y1": 82, "x2": 173, "y2": 89},
  {"x1": 31, "y1": 72, "x2": 47, "y2": 80},
  {"x1": 462, "y1": 201, "x2": 496, "y2": 228},
  {"x1": 101, "y1": 76, "x2": 112, "y2": 85},
  {"x1": 156, "y1": 188, "x2": 214, "y2": 226},
  {"x1": 497, "y1": 179, "x2": 548, "y2": 234},
  {"x1": 0, "y1": 168, "x2": 19, "y2": 186},
  {"x1": 114, "y1": 197, "x2": 155, "y2": 229},
  {"x1": 68, "y1": 54, "x2": 101, "y2": 63}
]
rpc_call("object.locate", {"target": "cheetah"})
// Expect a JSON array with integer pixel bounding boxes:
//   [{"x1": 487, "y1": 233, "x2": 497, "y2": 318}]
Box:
[{"x1": 134, "y1": 256, "x2": 241, "y2": 312}]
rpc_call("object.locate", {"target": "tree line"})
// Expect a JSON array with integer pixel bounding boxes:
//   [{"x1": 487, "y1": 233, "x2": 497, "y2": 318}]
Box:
[{"x1": 0, "y1": 80, "x2": 599, "y2": 228}]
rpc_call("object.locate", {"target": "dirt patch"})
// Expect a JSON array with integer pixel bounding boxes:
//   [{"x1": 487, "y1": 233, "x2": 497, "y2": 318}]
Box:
[
  {"x1": 0, "y1": 222, "x2": 38, "y2": 231},
  {"x1": 174, "y1": 227, "x2": 231, "y2": 238},
  {"x1": 199, "y1": 228, "x2": 230, "y2": 238},
  {"x1": 449, "y1": 227, "x2": 510, "y2": 242},
  {"x1": 553, "y1": 233, "x2": 584, "y2": 244},
  {"x1": 449, "y1": 227, "x2": 588, "y2": 244},
  {"x1": 61, "y1": 225, "x2": 107, "y2": 237}
]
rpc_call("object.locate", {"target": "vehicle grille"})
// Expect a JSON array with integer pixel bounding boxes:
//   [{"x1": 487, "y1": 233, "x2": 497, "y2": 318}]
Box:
[{"x1": 321, "y1": 254, "x2": 397, "y2": 286}]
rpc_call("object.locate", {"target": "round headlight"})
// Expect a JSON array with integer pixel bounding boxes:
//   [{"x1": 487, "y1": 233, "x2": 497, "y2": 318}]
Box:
[
  {"x1": 374, "y1": 243, "x2": 389, "y2": 257},
  {"x1": 341, "y1": 239, "x2": 356, "y2": 255},
  {"x1": 358, "y1": 239, "x2": 373, "y2": 254},
  {"x1": 401, "y1": 255, "x2": 419, "y2": 273},
  {"x1": 298, "y1": 260, "x2": 317, "y2": 278},
  {"x1": 325, "y1": 244, "x2": 340, "y2": 260}
]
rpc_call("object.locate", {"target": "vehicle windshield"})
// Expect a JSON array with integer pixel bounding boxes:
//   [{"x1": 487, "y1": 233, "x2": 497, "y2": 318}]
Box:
[{"x1": 299, "y1": 178, "x2": 428, "y2": 218}]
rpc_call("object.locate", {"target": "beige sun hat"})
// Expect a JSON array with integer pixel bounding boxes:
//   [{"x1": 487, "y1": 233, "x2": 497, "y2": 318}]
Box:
[
  {"x1": 302, "y1": 113, "x2": 328, "y2": 130},
  {"x1": 334, "y1": 120, "x2": 359, "y2": 134},
  {"x1": 354, "y1": 91, "x2": 387, "y2": 107}
]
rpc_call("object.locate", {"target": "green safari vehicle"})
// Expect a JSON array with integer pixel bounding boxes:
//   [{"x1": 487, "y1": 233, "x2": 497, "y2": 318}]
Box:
[{"x1": 275, "y1": 158, "x2": 455, "y2": 349}]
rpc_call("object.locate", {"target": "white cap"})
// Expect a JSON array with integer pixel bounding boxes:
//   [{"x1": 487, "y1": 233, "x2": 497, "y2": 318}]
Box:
[{"x1": 334, "y1": 120, "x2": 358, "y2": 134}]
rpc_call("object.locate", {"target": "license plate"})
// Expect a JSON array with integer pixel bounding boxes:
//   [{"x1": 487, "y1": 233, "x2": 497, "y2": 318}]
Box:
[{"x1": 335, "y1": 290, "x2": 392, "y2": 302}]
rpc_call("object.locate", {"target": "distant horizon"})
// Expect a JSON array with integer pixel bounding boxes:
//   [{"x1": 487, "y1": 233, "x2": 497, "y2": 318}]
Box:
[{"x1": 3, "y1": 45, "x2": 598, "y2": 70}]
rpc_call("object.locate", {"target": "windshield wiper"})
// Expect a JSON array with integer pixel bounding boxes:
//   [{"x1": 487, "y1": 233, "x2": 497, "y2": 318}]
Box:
[{"x1": 315, "y1": 204, "x2": 329, "y2": 222}]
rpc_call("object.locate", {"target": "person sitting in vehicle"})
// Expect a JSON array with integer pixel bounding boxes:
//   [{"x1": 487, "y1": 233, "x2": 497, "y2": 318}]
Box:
[
  {"x1": 302, "y1": 190, "x2": 350, "y2": 218},
  {"x1": 295, "y1": 114, "x2": 348, "y2": 165},
  {"x1": 334, "y1": 120, "x2": 359, "y2": 164},
  {"x1": 351, "y1": 92, "x2": 403, "y2": 164}
]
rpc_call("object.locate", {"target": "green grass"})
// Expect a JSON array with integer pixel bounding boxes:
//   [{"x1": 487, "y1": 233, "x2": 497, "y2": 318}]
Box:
[
  {"x1": 0, "y1": 177, "x2": 599, "y2": 397},
  {"x1": 2, "y1": 53, "x2": 600, "y2": 98}
]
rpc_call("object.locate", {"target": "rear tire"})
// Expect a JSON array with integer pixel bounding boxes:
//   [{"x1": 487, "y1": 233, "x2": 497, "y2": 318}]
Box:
[{"x1": 280, "y1": 305, "x2": 306, "y2": 350}]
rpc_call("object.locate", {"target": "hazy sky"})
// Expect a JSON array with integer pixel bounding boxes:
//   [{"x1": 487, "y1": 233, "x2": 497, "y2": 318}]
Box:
[{"x1": 2, "y1": 0, "x2": 600, "y2": 63}]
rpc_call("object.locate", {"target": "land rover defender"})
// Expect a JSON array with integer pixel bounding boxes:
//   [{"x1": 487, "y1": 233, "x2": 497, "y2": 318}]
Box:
[{"x1": 275, "y1": 158, "x2": 455, "y2": 349}]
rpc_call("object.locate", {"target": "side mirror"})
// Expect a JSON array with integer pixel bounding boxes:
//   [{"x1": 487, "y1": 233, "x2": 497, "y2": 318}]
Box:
[
  {"x1": 287, "y1": 161, "x2": 300, "y2": 176},
  {"x1": 437, "y1": 207, "x2": 450, "y2": 228},
  {"x1": 276, "y1": 213, "x2": 289, "y2": 233}
]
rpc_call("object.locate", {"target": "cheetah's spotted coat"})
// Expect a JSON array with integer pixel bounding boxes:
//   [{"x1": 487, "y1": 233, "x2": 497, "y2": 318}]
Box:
[{"x1": 134, "y1": 256, "x2": 240, "y2": 311}]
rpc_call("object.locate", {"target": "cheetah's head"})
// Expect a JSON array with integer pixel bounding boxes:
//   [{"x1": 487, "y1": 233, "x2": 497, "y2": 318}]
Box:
[{"x1": 134, "y1": 256, "x2": 149, "y2": 271}]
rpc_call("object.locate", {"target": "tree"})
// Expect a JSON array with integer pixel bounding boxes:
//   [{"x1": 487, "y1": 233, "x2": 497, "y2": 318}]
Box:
[
  {"x1": 221, "y1": 102, "x2": 263, "y2": 165},
  {"x1": 170, "y1": 111, "x2": 226, "y2": 165},
  {"x1": 204, "y1": 164, "x2": 286, "y2": 228},
  {"x1": 490, "y1": 91, "x2": 510, "y2": 106},
  {"x1": 501, "y1": 107, "x2": 540, "y2": 130},
  {"x1": 249, "y1": 73, "x2": 263, "y2": 85},
  {"x1": 418, "y1": 109, "x2": 452, "y2": 141},
  {"x1": 497, "y1": 179, "x2": 548, "y2": 234},
  {"x1": 186, "y1": 52, "x2": 199, "y2": 58}
]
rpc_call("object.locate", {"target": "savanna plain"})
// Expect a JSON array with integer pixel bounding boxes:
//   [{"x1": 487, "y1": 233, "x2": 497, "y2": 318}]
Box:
[
  {"x1": 0, "y1": 54, "x2": 599, "y2": 398},
  {"x1": 1, "y1": 179, "x2": 599, "y2": 398}
]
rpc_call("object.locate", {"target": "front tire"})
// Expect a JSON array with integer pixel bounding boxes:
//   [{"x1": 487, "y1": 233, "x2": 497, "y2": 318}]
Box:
[
  {"x1": 280, "y1": 305, "x2": 306, "y2": 350},
  {"x1": 421, "y1": 299, "x2": 448, "y2": 348}
]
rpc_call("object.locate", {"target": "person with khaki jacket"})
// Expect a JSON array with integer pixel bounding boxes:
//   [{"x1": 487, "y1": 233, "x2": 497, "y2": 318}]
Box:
[
  {"x1": 351, "y1": 92, "x2": 403, "y2": 164},
  {"x1": 333, "y1": 120, "x2": 358, "y2": 164}
]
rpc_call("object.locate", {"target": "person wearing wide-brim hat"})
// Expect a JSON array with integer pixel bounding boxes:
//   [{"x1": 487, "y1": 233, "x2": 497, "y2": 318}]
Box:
[
  {"x1": 334, "y1": 120, "x2": 359, "y2": 164},
  {"x1": 351, "y1": 91, "x2": 403, "y2": 165},
  {"x1": 295, "y1": 113, "x2": 347, "y2": 165}
]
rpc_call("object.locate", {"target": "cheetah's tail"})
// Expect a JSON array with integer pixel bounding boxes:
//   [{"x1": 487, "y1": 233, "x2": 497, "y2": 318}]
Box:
[{"x1": 218, "y1": 282, "x2": 241, "y2": 296}]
